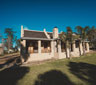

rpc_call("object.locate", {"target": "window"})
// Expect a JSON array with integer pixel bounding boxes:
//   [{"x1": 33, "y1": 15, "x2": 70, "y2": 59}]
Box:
[
  {"x1": 75, "y1": 41, "x2": 79, "y2": 48},
  {"x1": 41, "y1": 41, "x2": 51, "y2": 53}
]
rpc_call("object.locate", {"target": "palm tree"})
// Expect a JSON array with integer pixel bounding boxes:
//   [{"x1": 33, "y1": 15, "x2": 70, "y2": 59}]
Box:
[
  {"x1": 59, "y1": 31, "x2": 69, "y2": 58},
  {"x1": 87, "y1": 26, "x2": 96, "y2": 41},
  {"x1": 87, "y1": 26, "x2": 96, "y2": 49},
  {"x1": 75, "y1": 26, "x2": 89, "y2": 55},
  {"x1": 60, "y1": 27, "x2": 78, "y2": 58}
]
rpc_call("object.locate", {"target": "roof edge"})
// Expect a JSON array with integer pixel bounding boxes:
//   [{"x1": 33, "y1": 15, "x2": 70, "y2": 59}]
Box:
[{"x1": 21, "y1": 37, "x2": 54, "y2": 40}]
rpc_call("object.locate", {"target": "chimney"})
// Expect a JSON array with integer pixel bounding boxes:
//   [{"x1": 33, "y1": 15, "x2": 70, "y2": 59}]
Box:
[
  {"x1": 53, "y1": 27, "x2": 58, "y2": 39},
  {"x1": 43, "y1": 28, "x2": 46, "y2": 32},
  {"x1": 21, "y1": 25, "x2": 24, "y2": 37}
]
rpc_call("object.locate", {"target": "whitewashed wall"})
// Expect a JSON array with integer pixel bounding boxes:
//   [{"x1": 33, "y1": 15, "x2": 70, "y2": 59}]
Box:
[
  {"x1": 27, "y1": 53, "x2": 54, "y2": 62},
  {"x1": 59, "y1": 52, "x2": 66, "y2": 59},
  {"x1": 71, "y1": 48, "x2": 80, "y2": 57}
]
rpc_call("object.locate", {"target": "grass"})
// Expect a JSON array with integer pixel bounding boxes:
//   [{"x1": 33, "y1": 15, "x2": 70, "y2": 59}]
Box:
[{"x1": 0, "y1": 53, "x2": 96, "y2": 85}]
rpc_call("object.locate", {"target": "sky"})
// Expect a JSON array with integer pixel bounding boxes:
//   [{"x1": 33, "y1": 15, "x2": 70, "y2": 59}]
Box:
[{"x1": 0, "y1": 0, "x2": 96, "y2": 41}]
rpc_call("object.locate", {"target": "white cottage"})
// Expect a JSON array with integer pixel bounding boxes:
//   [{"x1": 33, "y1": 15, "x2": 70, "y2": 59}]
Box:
[{"x1": 20, "y1": 25, "x2": 89, "y2": 63}]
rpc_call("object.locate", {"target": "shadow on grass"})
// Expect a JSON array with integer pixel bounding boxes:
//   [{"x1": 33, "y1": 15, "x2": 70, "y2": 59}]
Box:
[
  {"x1": 68, "y1": 62, "x2": 96, "y2": 85},
  {"x1": 0, "y1": 65, "x2": 29, "y2": 85},
  {"x1": 0, "y1": 44, "x2": 30, "y2": 85},
  {"x1": 34, "y1": 70, "x2": 74, "y2": 85},
  {"x1": 0, "y1": 56, "x2": 22, "y2": 69}
]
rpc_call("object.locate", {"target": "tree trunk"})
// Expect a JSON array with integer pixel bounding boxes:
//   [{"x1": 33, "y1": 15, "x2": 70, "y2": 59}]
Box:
[
  {"x1": 8, "y1": 36, "x2": 10, "y2": 51},
  {"x1": 79, "y1": 45, "x2": 81, "y2": 56},
  {"x1": 79, "y1": 42, "x2": 82, "y2": 56},
  {"x1": 66, "y1": 47, "x2": 68, "y2": 58},
  {"x1": 7, "y1": 36, "x2": 13, "y2": 51},
  {"x1": 66, "y1": 41, "x2": 70, "y2": 58},
  {"x1": 83, "y1": 42, "x2": 85, "y2": 55},
  {"x1": 69, "y1": 47, "x2": 71, "y2": 58}
]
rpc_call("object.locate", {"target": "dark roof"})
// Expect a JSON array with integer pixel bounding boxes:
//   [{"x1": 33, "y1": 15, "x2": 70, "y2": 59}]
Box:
[
  {"x1": 48, "y1": 32, "x2": 53, "y2": 39},
  {"x1": 24, "y1": 30, "x2": 48, "y2": 39}
]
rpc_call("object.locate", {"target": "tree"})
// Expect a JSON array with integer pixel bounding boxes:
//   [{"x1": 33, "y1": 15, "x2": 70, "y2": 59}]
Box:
[
  {"x1": 60, "y1": 27, "x2": 78, "y2": 58},
  {"x1": 87, "y1": 26, "x2": 96, "y2": 49},
  {"x1": 59, "y1": 31, "x2": 69, "y2": 58},
  {"x1": 0, "y1": 35, "x2": 2, "y2": 43},
  {"x1": 87, "y1": 26, "x2": 95, "y2": 41},
  {"x1": 75, "y1": 26, "x2": 89, "y2": 55},
  {"x1": 5, "y1": 28, "x2": 15, "y2": 51},
  {"x1": 14, "y1": 36, "x2": 21, "y2": 51},
  {"x1": 0, "y1": 30, "x2": 2, "y2": 43}
]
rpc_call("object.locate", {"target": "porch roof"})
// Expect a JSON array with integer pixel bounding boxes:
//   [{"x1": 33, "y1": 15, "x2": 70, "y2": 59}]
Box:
[{"x1": 21, "y1": 37, "x2": 54, "y2": 41}]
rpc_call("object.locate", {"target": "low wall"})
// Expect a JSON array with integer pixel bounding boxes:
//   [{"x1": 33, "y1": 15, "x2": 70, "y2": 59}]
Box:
[
  {"x1": 27, "y1": 53, "x2": 54, "y2": 62},
  {"x1": 71, "y1": 48, "x2": 80, "y2": 57},
  {"x1": 25, "y1": 47, "x2": 85, "y2": 62},
  {"x1": 85, "y1": 50, "x2": 89, "y2": 53},
  {"x1": 59, "y1": 52, "x2": 66, "y2": 59}
]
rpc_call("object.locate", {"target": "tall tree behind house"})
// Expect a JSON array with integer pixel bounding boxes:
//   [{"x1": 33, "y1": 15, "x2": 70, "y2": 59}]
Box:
[{"x1": 4, "y1": 28, "x2": 16, "y2": 51}]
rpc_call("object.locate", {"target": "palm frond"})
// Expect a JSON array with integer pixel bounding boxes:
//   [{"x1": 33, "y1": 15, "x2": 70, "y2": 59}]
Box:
[
  {"x1": 75, "y1": 26, "x2": 83, "y2": 35},
  {"x1": 84, "y1": 26, "x2": 89, "y2": 32}
]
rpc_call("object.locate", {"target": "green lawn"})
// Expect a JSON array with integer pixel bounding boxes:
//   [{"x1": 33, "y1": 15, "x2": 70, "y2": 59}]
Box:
[{"x1": 0, "y1": 53, "x2": 96, "y2": 85}]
